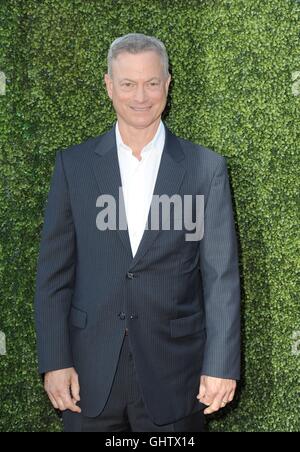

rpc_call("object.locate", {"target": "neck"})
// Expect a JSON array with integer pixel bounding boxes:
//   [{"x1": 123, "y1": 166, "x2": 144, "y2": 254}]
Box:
[{"x1": 117, "y1": 117, "x2": 161, "y2": 158}]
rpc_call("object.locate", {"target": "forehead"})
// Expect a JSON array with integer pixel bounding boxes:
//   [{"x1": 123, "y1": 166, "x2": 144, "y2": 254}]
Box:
[{"x1": 112, "y1": 51, "x2": 164, "y2": 78}]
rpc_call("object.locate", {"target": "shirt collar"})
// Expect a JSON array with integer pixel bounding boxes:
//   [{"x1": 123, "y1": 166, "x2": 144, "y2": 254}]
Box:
[{"x1": 115, "y1": 119, "x2": 165, "y2": 156}]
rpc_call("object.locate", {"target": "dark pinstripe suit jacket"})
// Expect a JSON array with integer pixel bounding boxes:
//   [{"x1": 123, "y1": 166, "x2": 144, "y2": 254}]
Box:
[{"x1": 34, "y1": 122, "x2": 241, "y2": 425}]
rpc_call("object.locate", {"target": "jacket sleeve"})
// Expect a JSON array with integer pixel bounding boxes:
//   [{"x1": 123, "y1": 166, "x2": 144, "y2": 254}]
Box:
[
  {"x1": 34, "y1": 150, "x2": 76, "y2": 374},
  {"x1": 199, "y1": 156, "x2": 241, "y2": 380}
]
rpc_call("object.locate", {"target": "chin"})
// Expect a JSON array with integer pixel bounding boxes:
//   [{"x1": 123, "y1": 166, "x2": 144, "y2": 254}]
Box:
[{"x1": 130, "y1": 117, "x2": 154, "y2": 127}]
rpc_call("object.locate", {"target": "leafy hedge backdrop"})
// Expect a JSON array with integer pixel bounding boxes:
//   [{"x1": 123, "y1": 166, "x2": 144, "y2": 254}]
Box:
[{"x1": 0, "y1": 0, "x2": 299, "y2": 432}]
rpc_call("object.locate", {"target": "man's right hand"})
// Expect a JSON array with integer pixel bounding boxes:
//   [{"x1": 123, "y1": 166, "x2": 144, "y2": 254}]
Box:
[{"x1": 44, "y1": 367, "x2": 81, "y2": 413}]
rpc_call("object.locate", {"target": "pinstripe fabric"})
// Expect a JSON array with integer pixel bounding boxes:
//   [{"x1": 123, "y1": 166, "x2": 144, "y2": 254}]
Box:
[
  {"x1": 62, "y1": 334, "x2": 206, "y2": 432},
  {"x1": 34, "y1": 122, "x2": 240, "y2": 426}
]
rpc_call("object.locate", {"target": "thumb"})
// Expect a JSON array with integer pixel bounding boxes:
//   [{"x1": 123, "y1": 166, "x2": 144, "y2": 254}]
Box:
[{"x1": 70, "y1": 372, "x2": 80, "y2": 402}]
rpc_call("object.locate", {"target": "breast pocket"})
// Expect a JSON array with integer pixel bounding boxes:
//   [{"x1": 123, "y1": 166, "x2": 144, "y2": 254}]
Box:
[{"x1": 170, "y1": 311, "x2": 205, "y2": 338}]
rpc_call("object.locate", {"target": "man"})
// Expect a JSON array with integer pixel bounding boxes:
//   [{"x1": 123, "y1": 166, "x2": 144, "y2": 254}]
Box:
[{"x1": 34, "y1": 33, "x2": 241, "y2": 432}]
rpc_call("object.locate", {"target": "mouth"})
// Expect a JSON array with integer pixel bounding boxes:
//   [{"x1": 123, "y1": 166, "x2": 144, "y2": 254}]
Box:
[{"x1": 130, "y1": 106, "x2": 152, "y2": 112}]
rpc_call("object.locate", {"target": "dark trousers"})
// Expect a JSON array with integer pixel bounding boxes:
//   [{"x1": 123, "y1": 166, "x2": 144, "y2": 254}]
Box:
[{"x1": 62, "y1": 333, "x2": 206, "y2": 432}]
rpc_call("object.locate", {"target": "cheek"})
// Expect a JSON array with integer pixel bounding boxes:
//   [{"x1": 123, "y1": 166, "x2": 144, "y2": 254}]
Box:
[
  {"x1": 152, "y1": 92, "x2": 167, "y2": 104},
  {"x1": 113, "y1": 91, "x2": 130, "y2": 103}
]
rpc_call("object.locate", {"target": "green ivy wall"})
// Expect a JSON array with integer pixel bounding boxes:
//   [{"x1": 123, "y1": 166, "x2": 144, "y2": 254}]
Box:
[{"x1": 0, "y1": 0, "x2": 299, "y2": 432}]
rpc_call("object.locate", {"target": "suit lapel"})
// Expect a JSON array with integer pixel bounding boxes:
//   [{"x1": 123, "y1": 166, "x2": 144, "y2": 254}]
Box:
[
  {"x1": 92, "y1": 122, "x2": 186, "y2": 268},
  {"x1": 92, "y1": 124, "x2": 132, "y2": 256}
]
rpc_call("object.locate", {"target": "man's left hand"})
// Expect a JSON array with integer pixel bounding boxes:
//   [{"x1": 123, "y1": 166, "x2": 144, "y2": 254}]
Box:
[{"x1": 197, "y1": 375, "x2": 237, "y2": 414}]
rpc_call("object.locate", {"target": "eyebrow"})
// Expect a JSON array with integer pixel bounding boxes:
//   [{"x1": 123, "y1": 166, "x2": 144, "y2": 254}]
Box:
[{"x1": 120, "y1": 77, "x2": 161, "y2": 82}]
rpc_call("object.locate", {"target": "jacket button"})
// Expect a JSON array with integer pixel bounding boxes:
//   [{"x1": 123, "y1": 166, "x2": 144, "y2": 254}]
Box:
[
  {"x1": 130, "y1": 314, "x2": 138, "y2": 320},
  {"x1": 127, "y1": 272, "x2": 135, "y2": 279},
  {"x1": 118, "y1": 312, "x2": 126, "y2": 320}
]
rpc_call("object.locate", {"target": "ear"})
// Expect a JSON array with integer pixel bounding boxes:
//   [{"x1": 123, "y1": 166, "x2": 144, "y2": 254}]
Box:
[
  {"x1": 104, "y1": 73, "x2": 113, "y2": 100},
  {"x1": 165, "y1": 74, "x2": 172, "y2": 92}
]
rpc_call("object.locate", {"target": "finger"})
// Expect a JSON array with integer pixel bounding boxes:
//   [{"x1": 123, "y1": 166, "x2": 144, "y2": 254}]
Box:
[
  {"x1": 61, "y1": 393, "x2": 81, "y2": 413},
  {"x1": 201, "y1": 389, "x2": 215, "y2": 406},
  {"x1": 71, "y1": 398, "x2": 82, "y2": 412},
  {"x1": 71, "y1": 375, "x2": 80, "y2": 402},
  {"x1": 199, "y1": 395, "x2": 211, "y2": 406},
  {"x1": 197, "y1": 384, "x2": 206, "y2": 402},
  {"x1": 204, "y1": 397, "x2": 223, "y2": 415},
  {"x1": 228, "y1": 388, "x2": 236, "y2": 403},
  {"x1": 53, "y1": 389, "x2": 72, "y2": 411},
  {"x1": 197, "y1": 384, "x2": 206, "y2": 398},
  {"x1": 70, "y1": 404, "x2": 81, "y2": 413},
  {"x1": 199, "y1": 398, "x2": 210, "y2": 406},
  {"x1": 48, "y1": 393, "x2": 59, "y2": 410},
  {"x1": 55, "y1": 396, "x2": 67, "y2": 412},
  {"x1": 220, "y1": 390, "x2": 231, "y2": 405},
  {"x1": 200, "y1": 393, "x2": 214, "y2": 406}
]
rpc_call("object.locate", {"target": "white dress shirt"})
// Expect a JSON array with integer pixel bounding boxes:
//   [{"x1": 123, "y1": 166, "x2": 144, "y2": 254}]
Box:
[{"x1": 116, "y1": 120, "x2": 165, "y2": 258}]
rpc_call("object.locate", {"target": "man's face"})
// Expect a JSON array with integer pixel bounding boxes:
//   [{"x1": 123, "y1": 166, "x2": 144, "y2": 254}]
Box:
[{"x1": 104, "y1": 51, "x2": 171, "y2": 129}]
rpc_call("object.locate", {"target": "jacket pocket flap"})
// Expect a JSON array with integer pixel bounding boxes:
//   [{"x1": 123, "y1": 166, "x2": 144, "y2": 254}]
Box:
[
  {"x1": 170, "y1": 311, "x2": 205, "y2": 338},
  {"x1": 69, "y1": 307, "x2": 87, "y2": 329}
]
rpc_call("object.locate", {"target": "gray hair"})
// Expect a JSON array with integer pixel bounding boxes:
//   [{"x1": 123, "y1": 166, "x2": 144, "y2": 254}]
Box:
[{"x1": 107, "y1": 33, "x2": 170, "y2": 79}]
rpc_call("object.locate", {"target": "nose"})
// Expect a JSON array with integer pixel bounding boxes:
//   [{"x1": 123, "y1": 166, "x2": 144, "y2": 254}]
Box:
[{"x1": 133, "y1": 85, "x2": 147, "y2": 103}]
